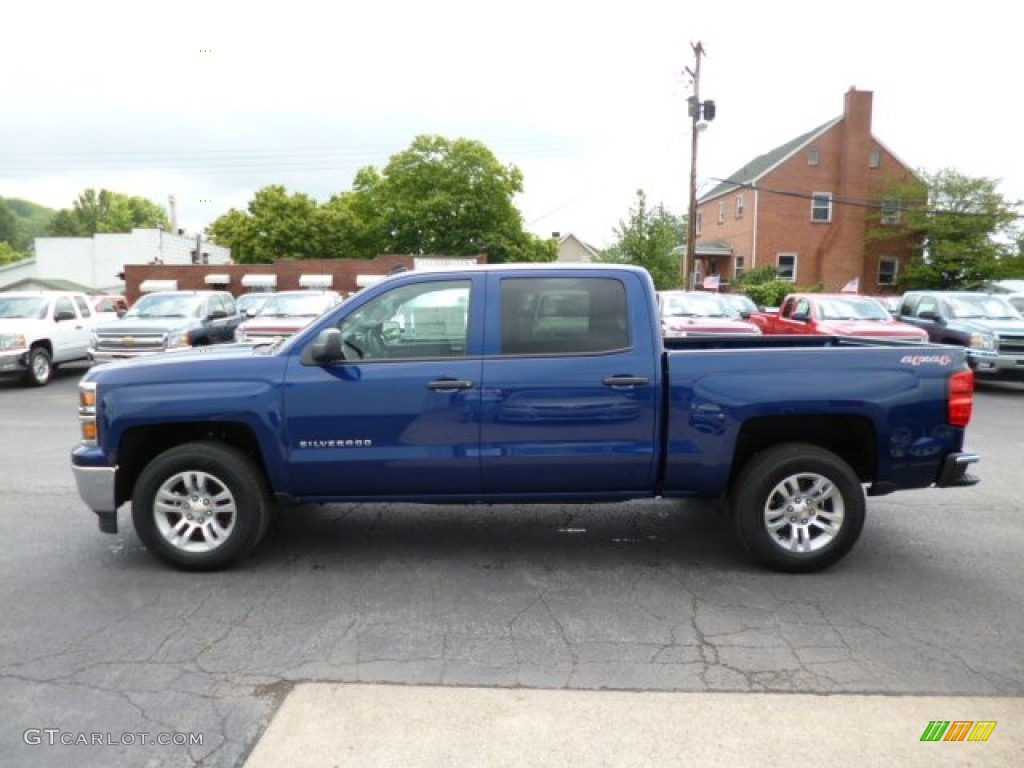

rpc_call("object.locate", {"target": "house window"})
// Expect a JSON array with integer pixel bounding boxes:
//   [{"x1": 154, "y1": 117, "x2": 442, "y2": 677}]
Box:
[
  {"x1": 735, "y1": 256, "x2": 745, "y2": 278},
  {"x1": 878, "y1": 258, "x2": 898, "y2": 286},
  {"x1": 808, "y1": 147, "x2": 820, "y2": 166},
  {"x1": 870, "y1": 149, "x2": 881, "y2": 168},
  {"x1": 811, "y1": 192, "x2": 832, "y2": 222},
  {"x1": 777, "y1": 253, "x2": 797, "y2": 282},
  {"x1": 717, "y1": 202, "x2": 726, "y2": 224},
  {"x1": 881, "y1": 197, "x2": 901, "y2": 225},
  {"x1": 696, "y1": 211, "x2": 702, "y2": 236},
  {"x1": 735, "y1": 195, "x2": 745, "y2": 218}
]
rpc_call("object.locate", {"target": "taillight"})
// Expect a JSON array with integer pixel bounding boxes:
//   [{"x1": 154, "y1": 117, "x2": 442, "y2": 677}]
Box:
[{"x1": 948, "y1": 369, "x2": 974, "y2": 427}]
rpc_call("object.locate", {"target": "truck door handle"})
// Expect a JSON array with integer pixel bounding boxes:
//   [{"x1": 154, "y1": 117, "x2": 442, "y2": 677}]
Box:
[
  {"x1": 602, "y1": 376, "x2": 649, "y2": 388},
  {"x1": 427, "y1": 379, "x2": 474, "y2": 391}
]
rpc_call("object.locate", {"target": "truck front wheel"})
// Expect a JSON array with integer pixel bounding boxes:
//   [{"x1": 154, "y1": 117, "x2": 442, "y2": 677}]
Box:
[
  {"x1": 731, "y1": 443, "x2": 865, "y2": 573},
  {"x1": 132, "y1": 442, "x2": 271, "y2": 571},
  {"x1": 24, "y1": 346, "x2": 52, "y2": 387}
]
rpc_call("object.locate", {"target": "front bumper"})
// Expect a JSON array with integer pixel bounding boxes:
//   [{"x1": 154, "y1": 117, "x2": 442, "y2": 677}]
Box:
[
  {"x1": 71, "y1": 462, "x2": 119, "y2": 533},
  {"x1": 969, "y1": 351, "x2": 1024, "y2": 377},
  {"x1": 936, "y1": 451, "x2": 981, "y2": 488},
  {"x1": 0, "y1": 349, "x2": 29, "y2": 377}
]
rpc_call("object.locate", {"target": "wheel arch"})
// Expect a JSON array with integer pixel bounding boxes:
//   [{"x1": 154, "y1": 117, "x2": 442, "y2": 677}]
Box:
[
  {"x1": 115, "y1": 421, "x2": 270, "y2": 508},
  {"x1": 730, "y1": 414, "x2": 876, "y2": 490}
]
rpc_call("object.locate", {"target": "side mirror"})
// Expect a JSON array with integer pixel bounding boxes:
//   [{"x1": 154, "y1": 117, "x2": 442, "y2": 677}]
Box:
[
  {"x1": 310, "y1": 328, "x2": 343, "y2": 363},
  {"x1": 738, "y1": 310, "x2": 751, "y2": 319}
]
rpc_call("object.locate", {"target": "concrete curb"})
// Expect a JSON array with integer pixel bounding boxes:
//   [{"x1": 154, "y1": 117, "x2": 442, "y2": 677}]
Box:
[{"x1": 245, "y1": 684, "x2": 1023, "y2": 767}]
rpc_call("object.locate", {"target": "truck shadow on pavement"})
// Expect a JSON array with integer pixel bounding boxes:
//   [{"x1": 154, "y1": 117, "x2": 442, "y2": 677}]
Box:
[{"x1": 246, "y1": 498, "x2": 748, "y2": 573}]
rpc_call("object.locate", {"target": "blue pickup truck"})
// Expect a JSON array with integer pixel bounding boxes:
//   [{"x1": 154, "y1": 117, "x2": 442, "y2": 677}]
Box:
[{"x1": 71, "y1": 264, "x2": 980, "y2": 573}]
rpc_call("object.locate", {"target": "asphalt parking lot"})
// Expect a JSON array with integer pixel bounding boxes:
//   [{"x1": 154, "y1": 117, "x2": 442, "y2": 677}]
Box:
[{"x1": 1, "y1": 364, "x2": 1022, "y2": 767}]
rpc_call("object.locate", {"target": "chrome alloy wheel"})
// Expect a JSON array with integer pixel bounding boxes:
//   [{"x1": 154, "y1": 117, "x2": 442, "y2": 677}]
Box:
[
  {"x1": 153, "y1": 470, "x2": 237, "y2": 554},
  {"x1": 763, "y1": 472, "x2": 845, "y2": 553}
]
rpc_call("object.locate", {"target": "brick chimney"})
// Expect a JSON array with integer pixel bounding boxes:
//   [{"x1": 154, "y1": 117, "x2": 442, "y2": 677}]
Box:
[{"x1": 843, "y1": 86, "x2": 873, "y2": 138}]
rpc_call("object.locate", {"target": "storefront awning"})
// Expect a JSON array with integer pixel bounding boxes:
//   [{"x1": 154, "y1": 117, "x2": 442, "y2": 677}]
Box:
[
  {"x1": 140, "y1": 279, "x2": 178, "y2": 292},
  {"x1": 299, "y1": 274, "x2": 333, "y2": 288},
  {"x1": 204, "y1": 273, "x2": 231, "y2": 285},
  {"x1": 355, "y1": 274, "x2": 386, "y2": 288},
  {"x1": 241, "y1": 274, "x2": 278, "y2": 288}
]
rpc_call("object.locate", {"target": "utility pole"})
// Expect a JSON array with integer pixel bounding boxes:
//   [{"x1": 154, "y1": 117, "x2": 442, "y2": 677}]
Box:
[{"x1": 683, "y1": 42, "x2": 714, "y2": 290}]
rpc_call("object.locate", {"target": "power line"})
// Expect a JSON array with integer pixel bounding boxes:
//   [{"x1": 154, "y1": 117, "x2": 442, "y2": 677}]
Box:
[{"x1": 707, "y1": 178, "x2": 1024, "y2": 220}]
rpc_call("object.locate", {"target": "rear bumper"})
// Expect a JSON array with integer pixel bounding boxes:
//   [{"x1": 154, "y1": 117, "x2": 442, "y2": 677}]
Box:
[{"x1": 936, "y1": 451, "x2": 981, "y2": 487}]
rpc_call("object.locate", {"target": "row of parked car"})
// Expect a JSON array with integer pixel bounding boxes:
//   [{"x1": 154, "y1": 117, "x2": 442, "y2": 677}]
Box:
[
  {"x1": 0, "y1": 288, "x2": 343, "y2": 386},
  {"x1": 657, "y1": 287, "x2": 1024, "y2": 381}
]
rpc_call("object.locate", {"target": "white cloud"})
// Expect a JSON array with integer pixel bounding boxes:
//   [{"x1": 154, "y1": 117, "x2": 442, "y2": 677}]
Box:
[{"x1": 4, "y1": 1, "x2": 1021, "y2": 250}]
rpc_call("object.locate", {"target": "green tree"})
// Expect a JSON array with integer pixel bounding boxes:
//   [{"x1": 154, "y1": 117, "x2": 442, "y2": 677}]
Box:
[
  {"x1": 0, "y1": 203, "x2": 18, "y2": 247},
  {"x1": 207, "y1": 186, "x2": 339, "y2": 263},
  {"x1": 600, "y1": 190, "x2": 683, "y2": 289},
  {"x1": 869, "y1": 169, "x2": 1021, "y2": 289},
  {"x1": 0, "y1": 241, "x2": 28, "y2": 265},
  {"x1": 0, "y1": 197, "x2": 54, "y2": 251},
  {"x1": 730, "y1": 265, "x2": 824, "y2": 308},
  {"x1": 47, "y1": 189, "x2": 169, "y2": 236},
  {"x1": 348, "y1": 135, "x2": 555, "y2": 263}
]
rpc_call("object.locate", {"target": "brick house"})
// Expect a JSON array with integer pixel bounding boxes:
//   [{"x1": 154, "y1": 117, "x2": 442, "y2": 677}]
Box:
[{"x1": 693, "y1": 87, "x2": 920, "y2": 294}]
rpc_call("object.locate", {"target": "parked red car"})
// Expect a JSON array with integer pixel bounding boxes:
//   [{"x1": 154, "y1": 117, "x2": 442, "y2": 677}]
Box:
[
  {"x1": 750, "y1": 293, "x2": 928, "y2": 341},
  {"x1": 657, "y1": 291, "x2": 762, "y2": 337}
]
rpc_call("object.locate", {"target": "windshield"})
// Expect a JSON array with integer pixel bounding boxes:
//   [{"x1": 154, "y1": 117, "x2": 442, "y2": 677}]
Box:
[
  {"x1": 661, "y1": 293, "x2": 730, "y2": 318},
  {"x1": 0, "y1": 296, "x2": 49, "y2": 319},
  {"x1": 257, "y1": 293, "x2": 336, "y2": 317},
  {"x1": 125, "y1": 294, "x2": 203, "y2": 319},
  {"x1": 237, "y1": 294, "x2": 270, "y2": 312},
  {"x1": 817, "y1": 296, "x2": 891, "y2": 321},
  {"x1": 723, "y1": 294, "x2": 757, "y2": 314},
  {"x1": 945, "y1": 295, "x2": 1022, "y2": 320}
]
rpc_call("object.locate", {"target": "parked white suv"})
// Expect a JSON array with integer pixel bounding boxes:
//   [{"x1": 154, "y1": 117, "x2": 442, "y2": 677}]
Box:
[{"x1": 0, "y1": 291, "x2": 98, "y2": 386}]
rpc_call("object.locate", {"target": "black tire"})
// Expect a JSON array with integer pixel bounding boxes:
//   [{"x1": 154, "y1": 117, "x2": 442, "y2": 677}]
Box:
[
  {"x1": 132, "y1": 442, "x2": 271, "y2": 571},
  {"x1": 730, "y1": 443, "x2": 865, "y2": 573},
  {"x1": 23, "y1": 347, "x2": 52, "y2": 387}
]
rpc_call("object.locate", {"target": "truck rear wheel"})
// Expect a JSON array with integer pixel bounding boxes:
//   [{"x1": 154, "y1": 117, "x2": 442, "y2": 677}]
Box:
[
  {"x1": 730, "y1": 443, "x2": 865, "y2": 573},
  {"x1": 131, "y1": 442, "x2": 271, "y2": 571}
]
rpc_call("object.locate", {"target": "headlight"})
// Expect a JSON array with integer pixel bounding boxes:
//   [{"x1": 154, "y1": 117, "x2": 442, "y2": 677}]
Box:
[
  {"x1": 0, "y1": 333, "x2": 27, "y2": 351},
  {"x1": 968, "y1": 332, "x2": 996, "y2": 351},
  {"x1": 79, "y1": 381, "x2": 99, "y2": 445},
  {"x1": 165, "y1": 330, "x2": 191, "y2": 349}
]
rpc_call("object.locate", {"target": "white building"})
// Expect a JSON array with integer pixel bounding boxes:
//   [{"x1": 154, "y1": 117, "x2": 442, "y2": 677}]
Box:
[{"x1": 0, "y1": 229, "x2": 231, "y2": 292}]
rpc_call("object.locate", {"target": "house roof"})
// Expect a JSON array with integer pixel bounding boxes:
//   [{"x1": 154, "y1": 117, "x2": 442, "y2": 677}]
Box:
[
  {"x1": 698, "y1": 118, "x2": 840, "y2": 204},
  {"x1": 0, "y1": 276, "x2": 96, "y2": 293},
  {"x1": 557, "y1": 233, "x2": 602, "y2": 260}
]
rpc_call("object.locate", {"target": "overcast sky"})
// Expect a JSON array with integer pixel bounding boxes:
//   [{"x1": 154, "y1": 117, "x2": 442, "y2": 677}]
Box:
[{"x1": 3, "y1": 0, "x2": 1020, "y2": 249}]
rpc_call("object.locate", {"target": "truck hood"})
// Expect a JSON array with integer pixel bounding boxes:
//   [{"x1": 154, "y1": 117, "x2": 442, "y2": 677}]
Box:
[
  {"x1": 950, "y1": 318, "x2": 1024, "y2": 336},
  {"x1": 663, "y1": 317, "x2": 761, "y2": 335},
  {"x1": 84, "y1": 343, "x2": 268, "y2": 381},
  {"x1": 816, "y1": 319, "x2": 927, "y2": 339},
  {"x1": 0, "y1": 318, "x2": 50, "y2": 334},
  {"x1": 95, "y1": 317, "x2": 195, "y2": 334},
  {"x1": 238, "y1": 316, "x2": 315, "y2": 335}
]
